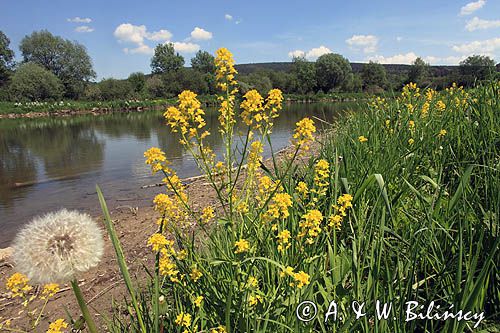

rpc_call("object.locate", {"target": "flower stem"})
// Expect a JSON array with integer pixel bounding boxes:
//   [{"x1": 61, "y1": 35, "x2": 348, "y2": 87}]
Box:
[{"x1": 71, "y1": 279, "x2": 98, "y2": 333}]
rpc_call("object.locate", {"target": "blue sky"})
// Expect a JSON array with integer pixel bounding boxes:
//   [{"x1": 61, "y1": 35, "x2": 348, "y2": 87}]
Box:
[{"x1": 1, "y1": 0, "x2": 499, "y2": 79}]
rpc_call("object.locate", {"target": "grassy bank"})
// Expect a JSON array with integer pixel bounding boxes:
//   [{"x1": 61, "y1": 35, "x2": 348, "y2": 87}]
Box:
[{"x1": 0, "y1": 93, "x2": 373, "y2": 116}]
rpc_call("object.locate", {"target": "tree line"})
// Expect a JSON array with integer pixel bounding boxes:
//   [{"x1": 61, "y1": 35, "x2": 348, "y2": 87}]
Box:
[{"x1": 0, "y1": 30, "x2": 498, "y2": 102}]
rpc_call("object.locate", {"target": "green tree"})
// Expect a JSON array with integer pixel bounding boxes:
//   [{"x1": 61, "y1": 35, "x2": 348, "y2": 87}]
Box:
[
  {"x1": 459, "y1": 55, "x2": 496, "y2": 83},
  {"x1": 315, "y1": 53, "x2": 352, "y2": 92},
  {"x1": 151, "y1": 43, "x2": 184, "y2": 74},
  {"x1": 128, "y1": 72, "x2": 146, "y2": 95},
  {"x1": 162, "y1": 68, "x2": 208, "y2": 96},
  {"x1": 292, "y1": 57, "x2": 316, "y2": 94},
  {"x1": 191, "y1": 50, "x2": 215, "y2": 74},
  {"x1": 19, "y1": 30, "x2": 95, "y2": 98},
  {"x1": 361, "y1": 61, "x2": 388, "y2": 91},
  {"x1": 238, "y1": 72, "x2": 273, "y2": 96},
  {"x1": 97, "y1": 78, "x2": 133, "y2": 100},
  {"x1": 145, "y1": 75, "x2": 165, "y2": 98},
  {"x1": 407, "y1": 57, "x2": 429, "y2": 86},
  {"x1": 0, "y1": 31, "x2": 15, "y2": 86},
  {"x1": 9, "y1": 62, "x2": 63, "y2": 101}
]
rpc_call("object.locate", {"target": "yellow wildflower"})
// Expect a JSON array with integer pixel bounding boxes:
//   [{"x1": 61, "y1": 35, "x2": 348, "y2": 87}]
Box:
[
  {"x1": 436, "y1": 100, "x2": 446, "y2": 111},
  {"x1": 6, "y1": 272, "x2": 32, "y2": 298},
  {"x1": 175, "y1": 312, "x2": 192, "y2": 328},
  {"x1": 438, "y1": 129, "x2": 447, "y2": 138},
  {"x1": 408, "y1": 138, "x2": 415, "y2": 145},
  {"x1": 328, "y1": 214, "x2": 343, "y2": 230},
  {"x1": 147, "y1": 233, "x2": 168, "y2": 252},
  {"x1": 194, "y1": 295, "x2": 204, "y2": 307},
  {"x1": 210, "y1": 326, "x2": 227, "y2": 333},
  {"x1": 292, "y1": 117, "x2": 316, "y2": 151},
  {"x1": 248, "y1": 140, "x2": 264, "y2": 174},
  {"x1": 190, "y1": 267, "x2": 203, "y2": 282},
  {"x1": 234, "y1": 239, "x2": 250, "y2": 254},
  {"x1": 280, "y1": 266, "x2": 295, "y2": 278},
  {"x1": 41, "y1": 283, "x2": 60, "y2": 299},
  {"x1": 293, "y1": 271, "x2": 311, "y2": 289},
  {"x1": 299, "y1": 209, "x2": 323, "y2": 243},
  {"x1": 46, "y1": 319, "x2": 68, "y2": 333},
  {"x1": 248, "y1": 294, "x2": 263, "y2": 306},
  {"x1": 295, "y1": 181, "x2": 309, "y2": 198},
  {"x1": 358, "y1": 136, "x2": 368, "y2": 143},
  {"x1": 247, "y1": 276, "x2": 259, "y2": 289},
  {"x1": 201, "y1": 206, "x2": 215, "y2": 224}
]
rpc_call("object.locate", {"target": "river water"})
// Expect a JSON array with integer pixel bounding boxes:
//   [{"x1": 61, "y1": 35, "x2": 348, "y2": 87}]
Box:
[{"x1": 0, "y1": 102, "x2": 358, "y2": 247}]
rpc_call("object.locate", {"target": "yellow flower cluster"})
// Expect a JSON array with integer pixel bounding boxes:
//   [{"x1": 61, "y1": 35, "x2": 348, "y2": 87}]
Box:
[
  {"x1": 277, "y1": 229, "x2": 292, "y2": 253},
  {"x1": 193, "y1": 295, "x2": 204, "y2": 307},
  {"x1": 295, "y1": 181, "x2": 309, "y2": 199},
  {"x1": 234, "y1": 239, "x2": 250, "y2": 254},
  {"x1": 144, "y1": 147, "x2": 167, "y2": 174},
  {"x1": 358, "y1": 135, "x2": 368, "y2": 143},
  {"x1": 159, "y1": 249, "x2": 180, "y2": 282},
  {"x1": 6, "y1": 272, "x2": 32, "y2": 298},
  {"x1": 215, "y1": 48, "x2": 238, "y2": 132},
  {"x1": 46, "y1": 319, "x2": 68, "y2": 333},
  {"x1": 299, "y1": 209, "x2": 323, "y2": 244},
  {"x1": 248, "y1": 294, "x2": 263, "y2": 307},
  {"x1": 292, "y1": 117, "x2": 316, "y2": 151},
  {"x1": 210, "y1": 326, "x2": 227, "y2": 333},
  {"x1": 263, "y1": 192, "x2": 293, "y2": 223},
  {"x1": 164, "y1": 90, "x2": 209, "y2": 144},
  {"x1": 328, "y1": 194, "x2": 353, "y2": 230},
  {"x1": 41, "y1": 283, "x2": 60, "y2": 300},
  {"x1": 312, "y1": 159, "x2": 330, "y2": 198},
  {"x1": 280, "y1": 266, "x2": 311, "y2": 289},
  {"x1": 247, "y1": 140, "x2": 264, "y2": 175},
  {"x1": 438, "y1": 129, "x2": 447, "y2": 138},
  {"x1": 201, "y1": 206, "x2": 215, "y2": 224},
  {"x1": 190, "y1": 267, "x2": 203, "y2": 282},
  {"x1": 240, "y1": 89, "x2": 284, "y2": 132},
  {"x1": 175, "y1": 312, "x2": 192, "y2": 328},
  {"x1": 147, "y1": 233, "x2": 169, "y2": 252}
]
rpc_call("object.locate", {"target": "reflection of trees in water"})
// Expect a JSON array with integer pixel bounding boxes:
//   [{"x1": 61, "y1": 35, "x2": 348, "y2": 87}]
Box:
[
  {"x1": 91, "y1": 112, "x2": 161, "y2": 140},
  {"x1": 18, "y1": 123, "x2": 104, "y2": 179},
  {"x1": 0, "y1": 132, "x2": 38, "y2": 207}
]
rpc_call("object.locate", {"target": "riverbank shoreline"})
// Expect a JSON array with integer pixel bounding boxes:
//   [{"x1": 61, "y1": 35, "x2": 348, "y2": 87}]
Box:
[{"x1": 0, "y1": 94, "x2": 368, "y2": 119}]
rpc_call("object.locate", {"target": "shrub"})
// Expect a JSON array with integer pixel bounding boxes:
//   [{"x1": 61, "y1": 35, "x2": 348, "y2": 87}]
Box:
[{"x1": 8, "y1": 62, "x2": 63, "y2": 101}]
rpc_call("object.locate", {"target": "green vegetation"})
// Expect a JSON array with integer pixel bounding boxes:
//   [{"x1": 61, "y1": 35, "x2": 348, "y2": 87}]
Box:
[
  {"x1": 0, "y1": 28, "x2": 498, "y2": 113},
  {"x1": 96, "y1": 75, "x2": 499, "y2": 332},
  {"x1": 8, "y1": 62, "x2": 63, "y2": 101}
]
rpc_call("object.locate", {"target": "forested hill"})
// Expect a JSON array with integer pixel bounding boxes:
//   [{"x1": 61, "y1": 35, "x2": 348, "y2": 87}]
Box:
[{"x1": 235, "y1": 62, "x2": 459, "y2": 76}]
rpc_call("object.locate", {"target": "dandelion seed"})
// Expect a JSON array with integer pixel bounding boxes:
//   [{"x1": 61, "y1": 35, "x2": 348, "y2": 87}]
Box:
[{"x1": 12, "y1": 209, "x2": 104, "y2": 284}]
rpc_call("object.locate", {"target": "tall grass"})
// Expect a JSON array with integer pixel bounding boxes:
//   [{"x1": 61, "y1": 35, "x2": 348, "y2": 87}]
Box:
[{"x1": 101, "y1": 53, "x2": 499, "y2": 333}]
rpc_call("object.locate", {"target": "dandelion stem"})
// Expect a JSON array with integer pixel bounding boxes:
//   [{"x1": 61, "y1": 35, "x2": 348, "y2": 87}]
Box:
[{"x1": 71, "y1": 279, "x2": 98, "y2": 333}]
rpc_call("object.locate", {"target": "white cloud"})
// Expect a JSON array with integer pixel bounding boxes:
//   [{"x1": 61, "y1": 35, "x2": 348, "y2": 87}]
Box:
[
  {"x1": 452, "y1": 37, "x2": 500, "y2": 54},
  {"x1": 423, "y1": 55, "x2": 467, "y2": 65},
  {"x1": 147, "y1": 29, "x2": 173, "y2": 42},
  {"x1": 173, "y1": 42, "x2": 200, "y2": 53},
  {"x1": 67, "y1": 17, "x2": 92, "y2": 23},
  {"x1": 124, "y1": 45, "x2": 154, "y2": 55},
  {"x1": 114, "y1": 23, "x2": 148, "y2": 44},
  {"x1": 225, "y1": 14, "x2": 233, "y2": 21},
  {"x1": 460, "y1": 0, "x2": 486, "y2": 16},
  {"x1": 288, "y1": 50, "x2": 306, "y2": 58},
  {"x1": 287, "y1": 46, "x2": 332, "y2": 60},
  {"x1": 346, "y1": 35, "x2": 379, "y2": 53},
  {"x1": 465, "y1": 17, "x2": 500, "y2": 31},
  {"x1": 75, "y1": 26, "x2": 94, "y2": 33},
  {"x1": 306, "y1": 46, "x2": 331, "y2": 59},
  {"x1": 368, "y1": 52, "x2": 419, "y2": 64},
  {"x1": 190, "y1": 27, "x2": 213, "y2": 41},
  {"x1": 396, "y1": 36, "x2": 403, "y2": 42},
  {"x1": 114, "y1": 23, "x2": 173, "y2": 44}
]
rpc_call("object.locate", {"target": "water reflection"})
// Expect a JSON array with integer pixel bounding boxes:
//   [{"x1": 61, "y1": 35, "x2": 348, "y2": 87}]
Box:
[{"x1": 0, "y1": 102, "x2": 357, "y2": 246}]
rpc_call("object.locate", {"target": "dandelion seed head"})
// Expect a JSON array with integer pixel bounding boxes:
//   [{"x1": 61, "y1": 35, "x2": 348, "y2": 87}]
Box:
[{"x1": 12, "y1": 209, "x2": 104, "y2": 284}]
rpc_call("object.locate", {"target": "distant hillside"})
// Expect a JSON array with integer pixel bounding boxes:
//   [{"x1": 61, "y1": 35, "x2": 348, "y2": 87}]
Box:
[{"x1": 235, "y1": 62, "x2": 460, "y2": 77}]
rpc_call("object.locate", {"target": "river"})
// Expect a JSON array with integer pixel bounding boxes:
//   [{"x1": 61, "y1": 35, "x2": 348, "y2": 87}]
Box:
[{"x1": 0, "y1": 102, "x2": 359, "y2": 247}]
